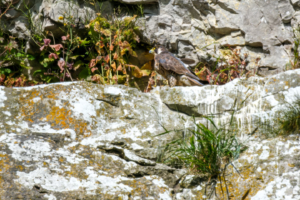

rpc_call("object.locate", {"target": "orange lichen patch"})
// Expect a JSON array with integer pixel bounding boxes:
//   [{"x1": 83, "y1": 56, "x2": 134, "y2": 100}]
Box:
[
  {"x1": 122, "y1": 179, "x2": 149, "y2": 197},
  {"x1": 45, "y1": 106, "x2": 91, "y2": 137},
  {"x1": 46, "y1": 106, "x2": 72, "y2": 129},
  {"x1": 0, "y1": 154, "x2": 12, "y2": 196},
  {"x1": 16, "y1": 165, "x2": 24, "y2": 171},
  {"x1": 288, "y1": 163, "x2": 295, "y2": 168},
  {"x1": 18, "y1": 90, "x2": 43, "y2": 123},
  {"x1": 0, "y1": 154, "x2": 10, "y2": 173},
  {"x1": 62, "y1": 164, "x2": 89, "y2": 180},
  {"x1": 17, "y1": 86, "x2": 73, "y2": 125},
  {"x1": 284, "y1": 80, "x2": 290, "y2": 86},
  {"x1": 214, "y1": 164, "x2": 268, "y2": 200},
  {"x1": 46, "y1": 90, "x2": 59, "y2": 100}
]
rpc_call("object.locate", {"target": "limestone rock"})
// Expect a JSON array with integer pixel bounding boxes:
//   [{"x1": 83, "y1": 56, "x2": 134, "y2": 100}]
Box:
[{"x1": 0, "y1": 70, "x2": 300, "y2": 199}]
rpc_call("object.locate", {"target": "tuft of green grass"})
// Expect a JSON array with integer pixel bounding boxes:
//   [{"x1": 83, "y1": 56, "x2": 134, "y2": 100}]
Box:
[
  {"x1": 157, "y1": 115, "x2": 243, "y2": 178},
  {"x1": 156, "y1": 114, "x2": 245, "y2": 199},
  {"x1": 277, "y1": 97, "x2": 300, "y2": 135}
]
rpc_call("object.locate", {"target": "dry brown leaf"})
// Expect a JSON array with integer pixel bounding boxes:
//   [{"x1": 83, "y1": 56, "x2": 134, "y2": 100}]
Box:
[
  {"x1": 141, "y1": 61, "x2": 153, "y2": 70},
  {"x1": 127, "y1": 64, "x2": 143, "y2": 78},
  {"x1": 109, "y1": 45, "x2": 114, "y2": 51},
  {"x1": 113, "y1": 52, "x2": 118, "y2": 60},
  {"x1": 122, "y1": 67, "x2": 127, "y2": 75},
  {"x1": 105, "y1": 55, "x2": 110, "y2": 64},
  {"x1": 141, "y1": 70, "x2": 151, "y2": 77},
  {"x1": 117, "y1": 64, "x2": 122, "y2": 71},
  {"x1": 111, "y1": 62, "x2": 116, "y2": 72}
]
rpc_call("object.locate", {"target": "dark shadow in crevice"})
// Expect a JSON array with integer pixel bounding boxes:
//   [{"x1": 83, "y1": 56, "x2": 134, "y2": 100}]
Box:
[{"x1": 164, "y1": 103, "x2": 202, "y2": 117}]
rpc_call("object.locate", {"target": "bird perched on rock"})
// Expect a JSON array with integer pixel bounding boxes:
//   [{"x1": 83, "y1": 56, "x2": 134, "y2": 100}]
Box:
[{"x1": 149, "y1": 46, "x2": 203, "y2": 87}]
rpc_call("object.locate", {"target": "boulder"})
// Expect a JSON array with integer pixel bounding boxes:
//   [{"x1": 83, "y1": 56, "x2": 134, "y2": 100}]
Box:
[{"x1": 0, "y1": 70, "x2": 300, "y2": 199}]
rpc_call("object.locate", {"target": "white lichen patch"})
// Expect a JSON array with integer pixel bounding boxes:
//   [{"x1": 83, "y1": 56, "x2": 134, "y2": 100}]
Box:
[
  {"x1": 2, "y1": 111, "x2": 11, "y2": 116},
  {"x1": 44, "y1": 194, "x2": 57, "y2": 200},
  {"x1": 13, "y1": 82, "x2": 74, "y2": 91},
  {"x1": 104, "y1": 86, "x2": 124, "y2": 96},
  {"x1": 144, "y1": 175, "x2": 172, "y2": 200},
  {"x1": 124, "y1": 149, "x2": 156, "y2": 165},
  {"x1": 0, "y1": 133, "x2": 52, "y2": 162},
  {"x1": 15, "y1": 167, "x2": 134, "y2": 196},
  {"x1": 32, "y1": 123, "x2": 77, "y2": 139},
  {"x1": 259, "y1": 146, "x2": 270, "y2": 160},
  {"x1": 130, "y1": 143, "x2": 144, "y2": 150},
  {"x1": 16, "y1": 167, "x2": 83, "y2": 192},
  {"x1": 0, "y1": 87, "x2": 7, "y2": 107},
  {"x1": 57, "y1": 88, "x2": 96, "y2": 122},
  {"x1": 82, "y1": 167, "x2": 133, "y2": 195},
  {"x1": 252, "y1": 171, "x2": 300, "y2": 200}
]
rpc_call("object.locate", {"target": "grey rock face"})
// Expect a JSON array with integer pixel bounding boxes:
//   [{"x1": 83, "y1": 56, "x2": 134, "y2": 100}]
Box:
[
  {"x1": 2, "y1": 0, "x2": 300, "y2": 77},
  {"x1": 0, "y1": 70, "x2": 300, "y2": 199},
  {"x1": 138, "y1": 0, "x2": 298, "y2": 74}
]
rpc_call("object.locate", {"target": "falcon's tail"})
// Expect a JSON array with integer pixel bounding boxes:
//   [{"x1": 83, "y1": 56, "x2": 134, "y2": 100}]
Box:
[
  {"x1": 187, "y1": 76, "x2": 204, "y2": 86},
  {"x1": 178, "y1": 75, "x2": 204, "y2": 86}
]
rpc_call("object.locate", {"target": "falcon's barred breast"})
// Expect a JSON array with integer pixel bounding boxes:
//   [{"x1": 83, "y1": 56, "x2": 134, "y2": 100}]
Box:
[{"x1": 149, "y1": 46, "x2": 203, "y2": 87}]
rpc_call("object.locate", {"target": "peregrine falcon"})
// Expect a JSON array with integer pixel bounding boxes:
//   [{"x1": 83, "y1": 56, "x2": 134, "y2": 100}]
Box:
[{"x1": 149, "y1": 46, "x2": 203, "y2": 87}]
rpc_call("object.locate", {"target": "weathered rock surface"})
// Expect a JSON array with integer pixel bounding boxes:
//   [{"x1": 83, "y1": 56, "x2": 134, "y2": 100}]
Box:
[
  {"x1": 0, "y1": 70, "x2": 300, "y2": 199},
  {"x1": 2, "y1": 0, "x2": 300, "y2": 76}
]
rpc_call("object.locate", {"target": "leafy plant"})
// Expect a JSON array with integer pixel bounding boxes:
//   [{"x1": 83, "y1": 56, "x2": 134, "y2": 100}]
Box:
[
  {"x1": 87, "y1": 9, "x2": 142, "y2": 85},
  {"x1": 0, "y1": 0, "x2": 149, "y2": 88},
  {"x1": 287, "y1": 27, "x2": 300, "y2": 70},
  {"x1": 36, "y1": 30, "x2": 91, "y2": 82},
  {"x1": 0, "y1": 33, "x2": 37, "y2": 86},
  {"x1": 195, "y1": 46, "x2": 249, "y2": 85}
]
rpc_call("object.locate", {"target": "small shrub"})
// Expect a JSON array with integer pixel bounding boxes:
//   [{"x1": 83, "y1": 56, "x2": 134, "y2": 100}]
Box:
[
  {"x1": 87, "y1": 9, "x2": 142, "y2": 85},
  {"x1": 195, "y1": 46, "x2": 249, "y2": 85},
  {"x1": 277, "y1": 98, "x2": 300, "y2": 135},
  {"x1": 157, "y1": 115, "x2": 245, "y2": 199},
  {"x1": 158, "y1": 116, "x2": 243, "y2": 178},
  {"x1": 287, "y1": 27, "x2": 300, "y2": 70}
]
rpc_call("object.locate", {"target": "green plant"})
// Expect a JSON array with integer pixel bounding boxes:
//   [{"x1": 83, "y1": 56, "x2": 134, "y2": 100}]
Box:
[
  {"x1": 32, "y1": 1, "x2": 94, "y2": 83},
  {"x1": 0, "y1": 34, "x2": 37, "y2": 86},
  {"x1": 88, "y1": 9, "x2": 142, "y2": 85},
  {"x1": 276, "y1": 97, "x2": 300, "y2": 135},
  {"x1": 159, "y1": 116, "x2": 242, "y2": 175},
  {"x1": 157, "y1": 113, "x2": 245, "y2": 199},
  {"x1": 35, "y1": 12, "x2": 91, "y2": 82},
  {"x1": 195, "y1": 46, "x2": 249, "y2": 85},
  {"x1": 287, "y1": 27, "x2": 300, "y2": 70},
  {"x1": 0, "y1": 0, "x2": 148, "y2": 88}
]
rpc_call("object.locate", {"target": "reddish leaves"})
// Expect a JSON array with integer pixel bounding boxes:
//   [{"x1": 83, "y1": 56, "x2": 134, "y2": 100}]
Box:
[
  {"x1": 104, "y1": 55, "x2": 110, "y2": 64},
  {"x1": 40, "y1": 39, "x2": 51, "y2": 51},
  {"x1": 50, "y1": 44, "x2": 63, "y2": 51},
  {"x1": 48, "y1": 53, "x2": 59, "y2": 60},
  {"x1": 89, "y1": 59, "x2": 96, "y2": 68}
]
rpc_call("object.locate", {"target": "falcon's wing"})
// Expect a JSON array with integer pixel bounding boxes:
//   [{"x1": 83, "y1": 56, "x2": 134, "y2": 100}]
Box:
[{"x1": 156, "y1": 52, "x2": 200, "y2": 81}]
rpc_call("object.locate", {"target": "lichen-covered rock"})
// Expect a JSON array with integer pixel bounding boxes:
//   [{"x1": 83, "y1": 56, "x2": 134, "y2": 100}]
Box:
[{"x1": 0, "y1": 70, "x2": 300, "y2": 199}]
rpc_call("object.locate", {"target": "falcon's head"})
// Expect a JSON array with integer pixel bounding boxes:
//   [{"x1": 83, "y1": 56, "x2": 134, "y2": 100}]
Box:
[{"x1": 149, "y1": 46, "x2": 168, "y2": 54}]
